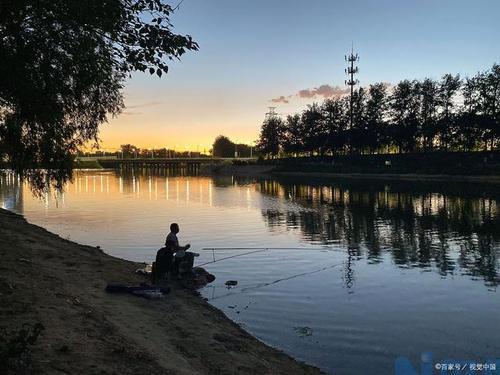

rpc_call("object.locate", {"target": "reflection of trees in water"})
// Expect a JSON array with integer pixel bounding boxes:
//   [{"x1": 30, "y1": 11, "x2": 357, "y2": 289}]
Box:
[
  {"x1": 0, "y1": 172, "x2": 24, "y2": 213},
  {"x1": 257, "y1": 180, "x2": 500, "y2": 287}
]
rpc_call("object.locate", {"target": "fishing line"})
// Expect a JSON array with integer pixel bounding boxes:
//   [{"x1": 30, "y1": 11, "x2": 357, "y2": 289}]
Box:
[
  {"x1": 197, "y1": 248, "x2": 270, "y2": 267},
  {"x1": 208, "y1": 261, "x2": 345, "y2": 301}
]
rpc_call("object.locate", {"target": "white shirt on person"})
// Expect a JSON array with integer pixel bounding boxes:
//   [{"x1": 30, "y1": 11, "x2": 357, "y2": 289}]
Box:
[{"x1": 166, "y1": 232, "x2": 185, "y2": 258}]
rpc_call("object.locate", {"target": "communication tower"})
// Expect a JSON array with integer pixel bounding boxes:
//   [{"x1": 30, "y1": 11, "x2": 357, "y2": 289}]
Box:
[{"x1": 345, "y1": 45, "x2": 359, "y2": 153}]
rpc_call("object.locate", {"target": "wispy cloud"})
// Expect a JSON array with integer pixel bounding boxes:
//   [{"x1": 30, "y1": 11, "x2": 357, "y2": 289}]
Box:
[
  {"x1": 270, "y1": 84, "x2": 350, "y2": 104},
  {"x1": 270, "y1": 95, "x2": 291, "y2": 104},
  {"x1": 270, "y1": 83, "x2": 395, "y2": 104},
  {"x1": 126, "y1": 101, "x2": 163, "y2": 109},
  {"x1": 121, "y1": 111, "x2": 142, "y2": 116},
  {"x1": 298, "y1": 85, "x2": 350, "y2": 99}
]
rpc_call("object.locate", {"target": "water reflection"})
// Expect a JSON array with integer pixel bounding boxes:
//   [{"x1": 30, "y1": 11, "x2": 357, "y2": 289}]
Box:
[
  {"x1": 2, "y1": 170, "x2": 499, "y2": 289},
  {"x1": 256, "y1": 179, "x2": 500, "y2": 289}
]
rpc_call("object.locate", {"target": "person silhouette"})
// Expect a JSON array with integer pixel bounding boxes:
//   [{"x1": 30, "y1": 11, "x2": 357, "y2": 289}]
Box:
[
  {"x1": 165, "y1": 222, "x2": 190, "y2": 255},
  {"x1": 165, "y1": 223, "x2": 195, "y2": 279}
]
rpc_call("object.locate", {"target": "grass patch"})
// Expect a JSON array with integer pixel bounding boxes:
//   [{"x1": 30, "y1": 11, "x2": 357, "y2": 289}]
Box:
[{"x1": 0, "y1": 322, "x2": 44, "y2": 375}]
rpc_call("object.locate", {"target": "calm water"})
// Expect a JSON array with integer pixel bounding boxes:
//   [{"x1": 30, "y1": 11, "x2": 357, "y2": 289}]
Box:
[{"x1": 1, "y1": 170, "x2": 500, "y2": 374}]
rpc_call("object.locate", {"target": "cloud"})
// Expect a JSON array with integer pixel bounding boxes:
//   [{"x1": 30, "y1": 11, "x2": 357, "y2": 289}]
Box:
[
  {"x1": 270, "y1": 82, "x2": 395, "y2": 105},
  {"x1": 298, "y1": 85, "x2": 350, "y2": 99},
  {"x1": 270, "y1": 95, "x2": 291, "y2": 104},
  {"x1": 269, "y1": 84, "x2": 350, "y2": 104},
  {"x1": 121, "y1": 111, "x2": 142, "y2": 116},
  {"x1": 121, "y1": 100, "x2": 162, "y2": 116},
  {"x1": 126, "y1": 101, "x2": 163, "y2": 109}
]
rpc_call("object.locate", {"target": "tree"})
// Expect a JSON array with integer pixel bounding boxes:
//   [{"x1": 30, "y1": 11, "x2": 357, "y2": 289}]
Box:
[
  {"x1": 483, "y1": 64, "x2": 500, "y2": 150},
  {"x1": 256, "y1": 64, "x2": 499, "y2": 159},
  {"x1": 0, "y1": 0, "x2": 198, "y2": 190},
  {"x1": 212, "y1": 136, "x2": 235, "y2": 158},
  {"x1": 463, "y1": 64, "x2": 500, "y2": 150},
  {"x1": 120, "y1": 144, "x2": 139, "y2": 158},
  {"x1": 234, "y1": 143, "x2": 252, "y2": 158},
  {"x1": 389, "y1": 80, "x2": 420, "y2": 153},
  {"x1": 350, "y1": 87, "x2": 368, "y2": 153},
  {"x1": 321, "y1": 98, "x2": 347, "y2": 154},
  {"x1": 257, "y1": 116, "x2": 283, "y2": 158},
  {"x1": 418, "y1": 79, "x2": 439, "y2": 151},
  {"x1": 300, "y1": 103, "x2": 325, "y2": 155},
  {"x1": 436, "y1": 74, "x2": 461, "y2": 150},
  {"x1": 365, "y1": 83, "x2": 388, "y2": 153},
  {"x1": 282, "y1": 114, "x2": 304, "y2": 156}
]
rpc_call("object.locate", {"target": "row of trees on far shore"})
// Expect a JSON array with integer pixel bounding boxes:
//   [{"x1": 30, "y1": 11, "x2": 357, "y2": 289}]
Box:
[
  {"x1": 78, "y1": 144, "x2": 205, "y2": 158},
  {"x1": 212, "y1": 136, "x2": 254, "y2": 158},
  {"x1": 79, "y1": 140, "x2": 254, "y2": 158},
  {"x1": 257, "y1": 64, "x2": 500, "y2": 157}
]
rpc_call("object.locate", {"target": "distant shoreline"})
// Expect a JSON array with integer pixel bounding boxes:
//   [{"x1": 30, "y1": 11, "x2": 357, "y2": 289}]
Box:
[
  {"x1": 271, "y1": 170, "x2": 500, "y2": 183},
  {"x1": 203, "y1": 163, "x2": 500, "y2": 184},
  {"x1": 0, "y1": 208, "x2": 322, "y2": 374}
]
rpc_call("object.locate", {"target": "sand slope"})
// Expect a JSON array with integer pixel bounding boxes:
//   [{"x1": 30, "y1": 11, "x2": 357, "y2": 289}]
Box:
[{"x1": 0, "y1": 209, "x2": 322, "y2": 374}]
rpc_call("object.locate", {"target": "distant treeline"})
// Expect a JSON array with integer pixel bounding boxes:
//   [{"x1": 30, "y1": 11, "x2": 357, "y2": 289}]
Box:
[
  {"x1": 79, "y1": 140, "x2": 256, "y2": 159},
  {"x1": 258, "y1": 64, "x2": 500, "y2": 157},
  {"x1": 212, "y1": 136, "x2": 254, "y2": 158},
  {"x1": 79, "y1": 144, "x2": 206, "y2": 158}
]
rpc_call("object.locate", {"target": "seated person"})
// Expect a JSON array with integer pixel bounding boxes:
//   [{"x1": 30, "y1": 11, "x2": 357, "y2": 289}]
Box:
[{"x1": 165, "y1": 223, "x2": 196, "y2": 278}]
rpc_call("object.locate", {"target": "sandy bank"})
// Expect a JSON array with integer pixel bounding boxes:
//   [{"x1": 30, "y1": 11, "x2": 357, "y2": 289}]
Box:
[{"x1": 0, "y1": 209, "x2": 321, "y2": 374}]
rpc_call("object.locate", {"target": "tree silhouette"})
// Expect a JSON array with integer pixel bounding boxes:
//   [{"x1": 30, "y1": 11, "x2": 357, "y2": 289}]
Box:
[
  {"x1": 351, "y1": 87, "x2": 368, "y2": 152},
  {"x1": 0, "y1": 0, "x2": 198, "y2": 191},
  {"x1": 257, "y1": 115, "x2": 283, "y2": 158},
  {"x1": 282, "y1": 114, "x2": 304, "y2": 156},
  {"x1": 462, "y1": 65, "x2": 500, "y2": 150},
  {"x1": 300, "y1": 103, "x2": 325, "y2": 156},
  {"x1": 258, "y1": 64, "x2": 499, "y2": 157},
  {"x1": 212, "y1": 136, "x2": 235, "y2": 158},
  {"x1": 389, "y1": 80, "x2": 420, "y2": 153},
  {"x1": 366, "y1": 83, "x2": 388, "y2": 153},
  {"x1": 418, "y1": 79, "x2": 439, "y2": 151},
  {"x1": 120, "y1": 144, "x2": 139, "y2": 158},
  {"x1": 322, "y1": 98, "x2": 348, "y2": 154},
  {"x1": 437, "y1": 74, "x2": 461, "y2": 150}
]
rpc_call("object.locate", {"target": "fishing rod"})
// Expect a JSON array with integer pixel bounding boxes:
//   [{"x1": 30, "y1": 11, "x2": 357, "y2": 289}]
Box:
[
  {"x1": 202, "y1": 247, "x2": 338, "y2": 250},
  {"x1": 197, "y1": 248, "x2": 270, "y2": 267},
  {"x1": 198, "y1": 246, "x2": 344, "y2": 267}
]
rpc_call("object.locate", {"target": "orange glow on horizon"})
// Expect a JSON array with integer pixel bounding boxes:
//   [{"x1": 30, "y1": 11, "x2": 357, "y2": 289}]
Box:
[{"x1": 90, "y1": 86, "x2": 267, "y2": 152}]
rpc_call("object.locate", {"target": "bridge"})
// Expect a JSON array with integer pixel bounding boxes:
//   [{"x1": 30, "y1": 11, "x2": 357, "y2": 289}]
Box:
[{"x1": 75, "y1": 156, "x2": 255, "y2": 172}]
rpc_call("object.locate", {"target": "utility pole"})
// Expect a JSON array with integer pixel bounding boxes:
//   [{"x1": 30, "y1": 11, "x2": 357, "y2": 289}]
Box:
[{"x1": 345, "y1": 44, "x2": 359, "y2": 154}]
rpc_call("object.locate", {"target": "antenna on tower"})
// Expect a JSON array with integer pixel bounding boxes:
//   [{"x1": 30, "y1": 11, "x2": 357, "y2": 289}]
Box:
[
  {"x1": 345, "y1": 44, "x2": 359, "y2": 154},
  {"x1": 265, "y1": 107, "x2": 277, "y2": 119}
]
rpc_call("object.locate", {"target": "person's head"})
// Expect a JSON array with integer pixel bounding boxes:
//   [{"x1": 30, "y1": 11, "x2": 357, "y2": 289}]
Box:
[{"x1": 170, "y1": 223, "x2": 179, "y2": 234}]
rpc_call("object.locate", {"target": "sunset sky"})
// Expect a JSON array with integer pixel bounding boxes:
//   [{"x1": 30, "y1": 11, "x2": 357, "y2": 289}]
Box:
[{"x1": 99, "y1": 0, "x2": 500, "y2": 152}]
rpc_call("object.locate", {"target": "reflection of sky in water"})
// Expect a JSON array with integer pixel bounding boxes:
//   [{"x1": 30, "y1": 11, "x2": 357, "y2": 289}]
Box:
[{"x1": 1, "y1": 170, "x2": 500, "y2": 375}]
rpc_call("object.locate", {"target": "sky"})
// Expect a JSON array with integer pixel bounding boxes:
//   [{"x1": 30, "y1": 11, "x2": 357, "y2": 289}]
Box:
[{"x1": 99, "y1": 0, "x2": 500, "y2": 152}]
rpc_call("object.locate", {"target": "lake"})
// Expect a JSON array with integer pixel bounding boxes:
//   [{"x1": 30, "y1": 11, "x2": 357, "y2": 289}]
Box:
[{"x1": 1, "y1": 169, "x2": 499, "y2": 374}]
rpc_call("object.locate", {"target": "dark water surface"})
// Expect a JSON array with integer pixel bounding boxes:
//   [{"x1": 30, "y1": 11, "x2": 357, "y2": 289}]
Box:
[{"x1": 1, "y1": 170, "x2": 499, "y2": 374}]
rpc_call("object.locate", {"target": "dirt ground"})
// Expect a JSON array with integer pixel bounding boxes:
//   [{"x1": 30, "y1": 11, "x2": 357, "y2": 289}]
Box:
[{"x1": 0, "y1": 208, "x2": 322, "y2": 374}]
